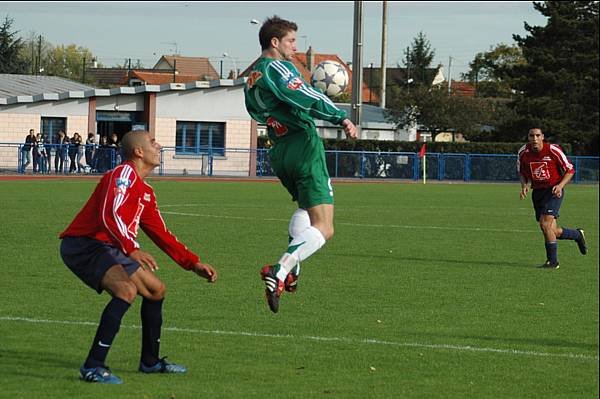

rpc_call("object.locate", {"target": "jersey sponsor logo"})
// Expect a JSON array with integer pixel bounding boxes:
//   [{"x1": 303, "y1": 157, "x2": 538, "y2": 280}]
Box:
[
  {"x1": 286, "y1": 76, "x2": 303, "y2": 90},
  {"x1": 247, "y1": 71, "x2": 263, "y2": 89},
  {"x1": 115, "y1": 177, "x2": 130, "y2": 196},
  {"x1": 530, "y1": 162, "x2": 550, "y2": 181},
  {"x1": 266, "y1": 117, "x2": 288, "y2": 136}
]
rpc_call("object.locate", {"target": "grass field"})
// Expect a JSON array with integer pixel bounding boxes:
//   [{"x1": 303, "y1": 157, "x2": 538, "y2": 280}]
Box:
[{"x1": 0, "y1": 178, "x2": 598, "y2": 398}]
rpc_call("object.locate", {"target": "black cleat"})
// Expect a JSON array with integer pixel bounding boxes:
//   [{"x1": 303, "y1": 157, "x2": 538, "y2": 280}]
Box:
[
  {"x1": 576, "y1": 229, "x2": 587, "y2": 255},
  {"x1": 538, "y1": 260, "x2": 560, "y2": 269},
  {"x1": 260, "y1": 265, "x2": 285, "y2": 313}
]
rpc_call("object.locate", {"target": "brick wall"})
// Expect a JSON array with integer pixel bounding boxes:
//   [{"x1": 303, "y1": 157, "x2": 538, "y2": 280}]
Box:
[{"x1": 0, "y1": 113, "x2": 41, "y2": 143}]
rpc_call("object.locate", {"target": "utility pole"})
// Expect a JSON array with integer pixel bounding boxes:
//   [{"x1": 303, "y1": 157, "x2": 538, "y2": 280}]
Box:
[
  {"x1": 448, "y1": 56, "x2": 453, "y2": 94},
  {"x1": 37, "y1": 35, "x2": 42, "y2": 75},
  {"x1": 380, "y1": 0, "x2": 387, "y2": 108},
  {"x1": 351, "y1": 0, "x2": 364, "y2": 131},
  {"x1": 31, "y1": 40, "x2": 35, "y2": 75},
  {"x1": 82, "y1": 56, "x2": 86, "y2": 83}
]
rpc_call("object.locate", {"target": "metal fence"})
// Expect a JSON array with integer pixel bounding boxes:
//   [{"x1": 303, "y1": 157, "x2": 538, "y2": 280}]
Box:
[{"x1": 4, "y1": 143, "x2": 599, "y2": 184}]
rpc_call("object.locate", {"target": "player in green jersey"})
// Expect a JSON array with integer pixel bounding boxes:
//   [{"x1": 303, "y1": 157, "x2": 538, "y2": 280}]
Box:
[{"x1": 244, "y1": 15, "x2": 358, "y2": 313}]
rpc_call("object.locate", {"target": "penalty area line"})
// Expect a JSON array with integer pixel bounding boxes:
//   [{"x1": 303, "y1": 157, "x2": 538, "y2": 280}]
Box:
[{"x1": 1, "y1": 316, "x2": 596, "y2": 362}]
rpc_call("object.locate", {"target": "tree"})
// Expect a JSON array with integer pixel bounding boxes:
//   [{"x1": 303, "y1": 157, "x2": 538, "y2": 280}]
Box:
[
  {"x1": 0, "y1": 16, "x2": 28, "y2": 73},
  {"x1": 462, "y1": 44, "x2": 526, "y2": 97},
  {"x1": 45, "y1": 44, "x2": 94, "y2": 82},
  {"x1": 402, "y1": 31, "x2": 436, "y2": 86},
  {"x1": 510, "y1": 1, "x2": 599, "y2": 154},
  {"x1": 385, "y1": 84, "x2": 507, "y2": 137}
]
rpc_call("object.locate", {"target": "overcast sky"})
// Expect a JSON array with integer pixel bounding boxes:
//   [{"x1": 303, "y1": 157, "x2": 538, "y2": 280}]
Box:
[{"x1": 2, "y1": 1, "x2": 548, "y2": 79}]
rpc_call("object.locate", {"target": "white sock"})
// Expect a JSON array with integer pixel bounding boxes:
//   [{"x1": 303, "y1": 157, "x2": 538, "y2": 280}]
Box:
[
  {"x1": 288, "y1": 208, "x2": 311, "y2": 239},
  {"x1": 276, "y1": 226, "x2": 326, "y2": 281},
  {"x1": 287, "y1": 209, "x2": 311, "y2": 277}
]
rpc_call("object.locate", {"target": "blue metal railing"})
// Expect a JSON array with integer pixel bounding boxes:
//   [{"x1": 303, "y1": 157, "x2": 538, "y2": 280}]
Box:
[{"x1": 5, "y1": 142, "x2": 599, "y2": 183}]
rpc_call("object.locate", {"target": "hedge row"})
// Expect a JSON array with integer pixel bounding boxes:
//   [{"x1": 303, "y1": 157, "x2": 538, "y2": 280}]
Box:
[{"x1": 257, "y1": 136, "x2": 573, "y2": 155}]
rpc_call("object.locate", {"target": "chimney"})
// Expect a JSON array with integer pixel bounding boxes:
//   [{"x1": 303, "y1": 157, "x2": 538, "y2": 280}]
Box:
[{"x1": 307, "y1": 46, "x2": 315, "y2": 72}]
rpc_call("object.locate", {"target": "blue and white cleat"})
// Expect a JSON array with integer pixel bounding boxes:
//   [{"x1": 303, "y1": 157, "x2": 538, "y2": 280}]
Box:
[
  {"x1": 139, "y1": 357, "x2": 187, "y2": 374},
  {"x1": 79, "y1": 366, "x2": 123, "y2": 384}
]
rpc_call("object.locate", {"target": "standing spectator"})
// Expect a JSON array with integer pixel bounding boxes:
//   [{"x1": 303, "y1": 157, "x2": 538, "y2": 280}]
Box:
[
  {"x1": 95, "y1": 135, "x2": 112, "y2": 173},
  {"x1": 44, "y1": 134, "x2": 53, "y2": 174},
  {"x1": 54, "y1": 130, "x2": 68, "y2": 174},
  {"x1": 109, "y1": 133, "x2": 121, "y2": 167},
  {"x1": 20, "y1": 129, "x2": 36, "y2": 173},
  {"x1": 32, "y1": 133, "x2": 41, "y2": 174},
  {"x1": 517, "y1": 127, "x2": 587, "y2": 269},
  {"x1": 68, "y1": 133, "x2": 80, "y2": 174},
  {"x1": 85, "y1": 133, "x2": 96, "y2": 171}
]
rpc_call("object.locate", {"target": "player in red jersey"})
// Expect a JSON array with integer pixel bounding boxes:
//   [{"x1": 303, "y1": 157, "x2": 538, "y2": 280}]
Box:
[
  {"x1": 59, "y1": 130, "x2": 218, "y2": 384},
  {"x1": 517, "y1": 128, "x2": 587, "y2": 269}
]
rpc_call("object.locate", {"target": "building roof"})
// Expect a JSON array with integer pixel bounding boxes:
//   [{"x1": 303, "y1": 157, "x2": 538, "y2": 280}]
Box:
[
  {"x1": 84, "y1": 68, "x2": 130, "y2": 88},
  {"x1": 0, "y1": 74, "x2": 95, "y2": 98},
  {"x1": 123, "y1": 70, "x2": 204, "y2": 85},
  {"x1": 154, "y1": 55, "x2": 219, "y2": 80},
  {"x1": 0, "y1": 73, "x2": 246, "y2": 105},
  {"x1": 240, "y1": 49, "x2": 379, "y2": 104}
]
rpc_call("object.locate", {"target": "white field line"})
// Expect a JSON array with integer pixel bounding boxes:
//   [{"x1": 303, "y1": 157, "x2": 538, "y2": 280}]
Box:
[
  {"x1": 1, "y1": 316, "x2": 597, "y2": 362},
  {"x1": 159, "y1": 210, "x2": 537, "y2": 234}
]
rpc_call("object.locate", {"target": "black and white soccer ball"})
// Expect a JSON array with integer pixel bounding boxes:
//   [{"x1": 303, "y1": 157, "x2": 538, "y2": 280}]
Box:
[{"x1": 310, "y1": 60, "x2": 349, "y2": 98}]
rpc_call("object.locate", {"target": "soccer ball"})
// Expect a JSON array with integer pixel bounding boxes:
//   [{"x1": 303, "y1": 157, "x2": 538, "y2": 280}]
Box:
[{"x1": 310, "y1": 60, "x2": 349, "y2": 98}]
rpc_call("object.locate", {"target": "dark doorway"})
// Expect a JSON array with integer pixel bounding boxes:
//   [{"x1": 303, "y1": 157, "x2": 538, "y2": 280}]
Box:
[{"x1": 97, "y1": 121, "x2": 132, "y2": 142}]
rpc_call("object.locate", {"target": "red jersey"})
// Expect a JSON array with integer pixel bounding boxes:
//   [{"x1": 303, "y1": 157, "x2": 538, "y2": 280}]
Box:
[
  {"x1": 60, "y1": 161, "x2": 198, "y2": 270},
  {"x1": 517, "y1": 143, "x2": 574, "y2": 189}
]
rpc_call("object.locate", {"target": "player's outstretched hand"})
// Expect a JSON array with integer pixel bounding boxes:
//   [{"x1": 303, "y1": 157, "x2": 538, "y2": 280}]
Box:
[
  {"x1": 130, "y1": 250, "x2": 159, "y2": 272},
  {"x1": 341, "y1": 119, "x2": 358, "y2": 139},
  {"x1": 193, "y1": 262, "x2": 218, "y2": 282}
]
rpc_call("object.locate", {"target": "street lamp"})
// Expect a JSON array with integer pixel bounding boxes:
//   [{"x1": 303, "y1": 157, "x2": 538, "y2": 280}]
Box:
[{"x1": 222, "y1": 52, "x2": 238, "y2": 79}]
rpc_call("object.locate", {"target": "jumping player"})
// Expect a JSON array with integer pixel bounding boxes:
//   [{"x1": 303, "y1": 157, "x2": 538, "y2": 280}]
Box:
[{"x1": 244, "y1": 15, "x2": 358, "y2": 313}]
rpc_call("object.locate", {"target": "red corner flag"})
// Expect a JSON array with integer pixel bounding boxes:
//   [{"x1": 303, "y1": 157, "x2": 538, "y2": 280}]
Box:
[{"x1": 418, "y1": 144, "x2": 426, "y2": 158}]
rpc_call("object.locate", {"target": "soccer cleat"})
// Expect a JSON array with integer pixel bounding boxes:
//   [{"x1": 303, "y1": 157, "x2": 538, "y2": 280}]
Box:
[
  {"x1": 79, "y1": 366, "x2": 123, "y2": 384},
  {"x1": 139, "y1": 357, "x2": 187, "y2": 374},
  {"x1": 285, "y1": 272, "x2": 298, "y2": 293},
  {"x1": 576, "y1": 229, "x2": 587, "y2": 255},
  {"x1": 260, "y1": 264, "x2": 285, "y2": 313},
  {"x1": 538, "y1": 260, "x2": 560, "y2": 269}
]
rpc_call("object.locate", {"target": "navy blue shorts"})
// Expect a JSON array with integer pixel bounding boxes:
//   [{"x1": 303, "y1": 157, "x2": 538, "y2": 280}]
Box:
[
  {"x1": 60, "y1": 236, "x2": 140, "y2": 294},
  {"x1": 532, "y1": 187, "x2": 563, "y2": 221}
]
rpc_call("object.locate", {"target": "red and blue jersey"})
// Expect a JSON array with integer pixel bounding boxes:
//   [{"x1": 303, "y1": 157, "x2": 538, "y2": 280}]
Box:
[
  {"x1": 517, "y1": 143, "x2": 575, "y2": 189},
  {"x1": 60, "y1": 161, "x2": 199, "y2": 270}
]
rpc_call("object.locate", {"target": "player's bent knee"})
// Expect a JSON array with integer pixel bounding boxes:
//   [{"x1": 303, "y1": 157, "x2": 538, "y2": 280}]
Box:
[
  {"x1": 114, "y1": 281, "x2": 138, "y2": 304},
  {"x1": 146, "y1": 282, "x2": 166, "y2": 301}
]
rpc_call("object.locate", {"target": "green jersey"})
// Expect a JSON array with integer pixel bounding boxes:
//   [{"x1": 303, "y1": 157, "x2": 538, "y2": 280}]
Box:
[{"x1": 244, "y1": 57, "x2": 347, "y2": 144}]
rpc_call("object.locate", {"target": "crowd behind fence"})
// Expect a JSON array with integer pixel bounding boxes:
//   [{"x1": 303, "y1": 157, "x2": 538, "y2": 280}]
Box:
[{"x1": 2, "y1": 143, "x2": 599, "y2": 184}]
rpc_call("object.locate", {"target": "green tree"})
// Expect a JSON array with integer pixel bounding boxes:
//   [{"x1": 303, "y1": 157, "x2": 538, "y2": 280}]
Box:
[
  {"x1": 385, "y1": 84, "x2": 507, "y2": 137},
  {"x1": 510, "y1": 1, "x2": 599, "y2": 154},
  {"x1": 463, "y1": 44, "x2": 525, "y2": 98},
  {"x1": 0, "y1": 16, "x2": 28, "y2": 73},
  {"x1": 45, "y1": 44, "x2": 94, "y2": 82},
  {"x1": 403, "y1": 31, "x2": 436, "y2": 86}
]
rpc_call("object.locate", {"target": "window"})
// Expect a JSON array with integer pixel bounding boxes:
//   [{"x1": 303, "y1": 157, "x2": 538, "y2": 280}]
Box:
[
  {"x1": 175, "y1": 121, "x2": 225, "y2": 156},
  {"x1": 41, "y1": 117, "x2": 66, "y2": 143}
]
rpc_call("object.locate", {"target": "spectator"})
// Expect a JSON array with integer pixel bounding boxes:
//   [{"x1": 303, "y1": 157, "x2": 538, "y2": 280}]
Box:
[
  {"x1": 109, "y1": 133, "x2": 122, "y2": 166},
  {"x1": 85, "y1": 133, "x2": 96, "y2": 170},
  {"x1": 20, "y1": 129, "x2": 35, "y2": 173},
  {"x1": 34, "y1": 133, "x2": 47, "y2": 174},
  {"x1": 44, "y1": 134, "x2": 53, "y2": 174},
  {"x1": 54, "y1": 130, "x2": 68, "y2": 174},
  {"x1": 68, "y1": 133, "x2": 80, "y2": 174}
]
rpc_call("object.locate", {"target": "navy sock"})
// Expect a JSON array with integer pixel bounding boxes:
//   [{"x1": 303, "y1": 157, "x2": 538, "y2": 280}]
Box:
[
  {"x1": 140, "y1": 298, "x2": 163, "y2": 366},
  {"x1": 558, "y1": 227, "x2": 581, "y2": 241},
  {"x1": 545, "y1": 241, "x2": 558, "y2": 264},
  {"x1": 84, "y1": 297, "x2": 131, "y2": 369}
]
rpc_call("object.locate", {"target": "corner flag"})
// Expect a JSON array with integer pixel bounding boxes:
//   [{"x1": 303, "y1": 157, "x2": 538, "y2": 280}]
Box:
[{"x1": 418, "y1": 144, "x2": 426, "y2": 184}]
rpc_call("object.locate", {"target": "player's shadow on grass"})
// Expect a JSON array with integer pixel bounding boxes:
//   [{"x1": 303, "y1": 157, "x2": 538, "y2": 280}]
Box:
[
  {"x1": 2, "y1": 348, "x2": 79, "y2": 379},
  {"x1": 405, "y1": 331, "x2": 599, "y2": 352},
  {"x1": 330, "y1": 251, "x2": 527, "y2": 268}
]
